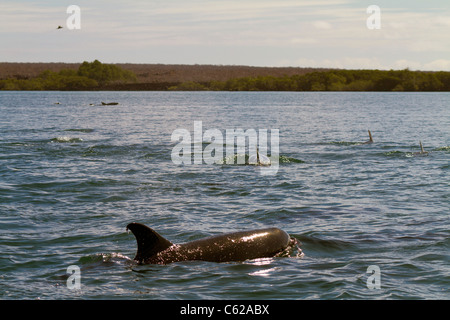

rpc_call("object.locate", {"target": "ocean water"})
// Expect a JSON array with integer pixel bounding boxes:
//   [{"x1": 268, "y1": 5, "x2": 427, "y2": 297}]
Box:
[{"x1": 0, "y1": 91, "x2": 448, "y2": 300}]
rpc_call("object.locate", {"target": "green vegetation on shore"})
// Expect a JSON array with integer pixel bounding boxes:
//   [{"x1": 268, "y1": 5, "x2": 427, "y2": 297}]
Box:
[
  {"x1": 169, "y1": 69, "x2": 450, "y2": 92},
  {"x1": 1, "y1": 61, "x2": 450, "y2": 91},
  {"x1": 0, "y1": 60, "x2": 136, "y2": 90}
]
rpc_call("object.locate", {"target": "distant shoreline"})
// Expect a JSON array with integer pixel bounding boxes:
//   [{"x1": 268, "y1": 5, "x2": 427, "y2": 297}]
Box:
[
  {"x1": 0, "y1": 62, "x2": 328, "y2": 84},
  {"x1": 1, "y1": 62, "x2": 449, "y2": 91}
]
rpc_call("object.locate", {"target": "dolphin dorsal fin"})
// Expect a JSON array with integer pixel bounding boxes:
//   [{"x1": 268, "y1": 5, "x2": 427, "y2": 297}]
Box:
[
  {"x1": 256, "y1": 145, "x2": 260, "y2": 165},
  {"x1": 126, "y1": 222, "x2": 173, "y2": 263}
]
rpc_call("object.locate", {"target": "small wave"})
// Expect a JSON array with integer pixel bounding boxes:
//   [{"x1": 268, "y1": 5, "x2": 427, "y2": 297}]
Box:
[
  {"x1": 51, "y1": 136, "x2": 83, "y2": 143},
  {"x1": 384, "y1": 150, "x2": 430, "y2": 158},
  {"x1": 432, "y1": 146, "x2": 450, "y2": 152},
  {"x1": 274, "y1": 237, "x2": 304, "y2": 258},
  {"x1": 79, "y1": 252, "x2": 133, "y2": 265},
  {"x1": 383, "y1": 150, "x2": 405, "y2": 157},
  {"x1": 279, "y1": 155, "x2": 305, "y2": 163},
  {"x1": 216, "y1": 154, "x2": 304, "y2": 165},
  {"x1": 294, "y1": 234, "x2": 354, "y2": 252},
  {"x1": 3, "y1": 142, "x2": 30, "y2": 147},
  {"x1": 328, "y1": 141, "x2": 363, "y2": 146},
  {"x1": 405, "y1": 152, "x2": 429, "y2": 158}
]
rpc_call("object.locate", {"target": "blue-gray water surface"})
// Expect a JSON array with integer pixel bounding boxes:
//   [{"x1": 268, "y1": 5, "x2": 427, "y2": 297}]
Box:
[{"x1": 0, "y1": 91, "x2": 448, "y2": 300}]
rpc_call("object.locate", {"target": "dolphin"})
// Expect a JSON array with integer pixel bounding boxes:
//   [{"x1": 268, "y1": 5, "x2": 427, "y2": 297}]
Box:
[
  {"x1": 412, "y1": 141, "x2": 428, "y2": 156},
  {"x1": 360, "y1": 130, "x2": 373, "y2": 144},
  {"x1": 126, "y1": 222, "x2": 297, "y2": 264},
  {"x1": 248, "y1": 146, "x2": 271, "y2": 166}
]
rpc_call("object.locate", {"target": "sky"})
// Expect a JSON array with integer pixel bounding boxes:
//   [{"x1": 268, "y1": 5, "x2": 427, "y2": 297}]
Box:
[{"x1": 1, "y1": 0, "x2": 450, "y2": 70}]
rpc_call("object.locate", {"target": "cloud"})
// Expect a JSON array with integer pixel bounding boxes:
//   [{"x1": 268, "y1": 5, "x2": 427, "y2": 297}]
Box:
[
  {"x1": 1, "y1": 0, "x2": 449, "y2": 69},
  {"x1": 423, "y1": 59, "x2": 450, "y2": 71},
  {"x1": 391, "y1": 59, "x2": 450, "y2": 71},
  {"x1": 312, "y1": 21, "x2": 332, "y2": 30},
  {"x1": 392, "y1": 60, "x2": 423, "y2": 70},
  {"x1": 283, "y1": 58, "x2": 450, "y2": 71},
  {"x1": 302, "y1": 57, "x2": 386, "y2": 70},
  {"x1": 0, "y1": 2, "x2": 61, "y2": 33},
  {"x1": 290, "y1": 38, "x2": 318, "y2": 44}
]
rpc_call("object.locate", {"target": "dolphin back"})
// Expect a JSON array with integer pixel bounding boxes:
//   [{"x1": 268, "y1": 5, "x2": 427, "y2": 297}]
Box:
[{"x1": 178, "y1": 228, "x2": 291, "y2": 262}]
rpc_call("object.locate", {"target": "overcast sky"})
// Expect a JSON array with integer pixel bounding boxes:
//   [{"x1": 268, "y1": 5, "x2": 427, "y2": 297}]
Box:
[{"x1": 1, "y1": 0, "x2": 449, "y2": 70}]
